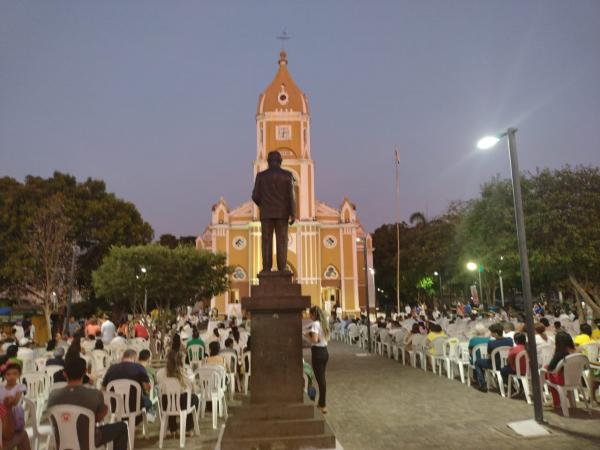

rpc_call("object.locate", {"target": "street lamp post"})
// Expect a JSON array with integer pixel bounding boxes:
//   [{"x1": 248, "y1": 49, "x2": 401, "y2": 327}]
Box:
[
  {"x1": 477, "y1": 128, "x2": 544, "y2": 423},
  {"x1": 466, "y1": 262, "x2": 483, "y2": 306},
  {"x1": 357, "y1": 237, "x2": 372, "y2": 353},
  {"x1": 140, "y1": 267, "x2": 148, "y2": 313},
  {"x1": 498, "y1": 270, "x2": 505, "y2": 308},
  {"x1": 433, "y1": 271, "x2": 442, "y2": 297}
]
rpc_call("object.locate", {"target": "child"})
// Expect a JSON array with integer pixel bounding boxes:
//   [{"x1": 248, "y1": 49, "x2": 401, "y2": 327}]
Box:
[{"x1": 0, "y1": 363, "x2": 31, "y2": 450}]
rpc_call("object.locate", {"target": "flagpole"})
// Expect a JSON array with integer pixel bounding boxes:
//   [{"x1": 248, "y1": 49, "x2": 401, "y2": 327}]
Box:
[{"x1": 395, "y1": 148, "x2": 400, "y2": 317}]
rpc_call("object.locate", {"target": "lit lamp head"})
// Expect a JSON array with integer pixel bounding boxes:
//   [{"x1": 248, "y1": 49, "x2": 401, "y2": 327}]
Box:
[
  {"x1": 476, "y1": 135, "x2": 501, "y2": 150},
  {"x1": 433, "y1": 271, "x2": 439, "y2": 276},
  {"x1": 141, "y1": 267, "x2": 147, "y2": 273},
  {"x1": 466, "y1": 262, "x2": 478, "y2": 271}
]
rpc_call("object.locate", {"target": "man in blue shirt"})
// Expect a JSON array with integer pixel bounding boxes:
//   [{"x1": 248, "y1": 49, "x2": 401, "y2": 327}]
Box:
[{"x1": 474, "y1": 323, "x2": 513, "y2": 392}]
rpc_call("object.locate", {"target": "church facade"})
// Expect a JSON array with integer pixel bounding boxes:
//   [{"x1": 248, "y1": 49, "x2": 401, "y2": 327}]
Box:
[{"x1": 197, "y1": 51, "x2": 374, "y2": 315}]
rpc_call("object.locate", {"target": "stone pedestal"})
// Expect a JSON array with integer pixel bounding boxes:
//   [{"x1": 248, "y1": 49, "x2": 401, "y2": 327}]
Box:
[{"x1": 220, "y1": 271, "x2": 336, "y2": 450}]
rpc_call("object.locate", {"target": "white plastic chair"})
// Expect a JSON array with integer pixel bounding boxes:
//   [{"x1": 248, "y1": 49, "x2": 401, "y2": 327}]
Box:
[
  {"x1": 23, "y1": 397, "x2": 52, "y2": 450},
  {"x1": 90, "y1": 349, "x2": 110, "y2": 374},
  {"x1": 21, "y1": 372, "x2": 51, "y2": 423},
  {"x1": 158, "y1": 378, "x2": 200, "y2": 448},
  {"x1": 48, "y1": 404, "x2": 102, "y2": 450},
  {"x1": 581, "y1": 342, "x2": 599, "y2": 363},
  {"x1": 429, "y1": 337, "x2": 448, "y2": 375},
  {"x1": 451, "y1": 342, "x2": 471, "y2": 385},
  {"x1": 45, "y1": 364, "x2": 64, "y2": 380},
  {"x1": 195, "y1": 365, "x2": 228, "y2": 429},
  {"x1": 34, "y1": 357, "x2": 47, "y2": 372},
  {"x1": 435, "y1": 338, "x2": 458, "y2": 378},
  {"x1": 241, "y1": 351, "x2": 251, "y2": 395},
  {"x1": 485, "y1": 346, "x2": 512, "y2": 397},
  {"x1": 541, "y1": 353, "x2": 591, "y2": 417},
  {"x1": 468, "y1": 343, "x2": 488, "y2": 385},
  {"x1": 106, "y1": 379, "x2": 147, "y2": 448},
  {"x1": 221, "y1": 352, "x2": 239, "y2": 399},
  {"x1": 187, "y1": 344, "x2": 205, "y2": 367},
  {"x1": 508, "y1": 350, "x2": 532, "y2": 404}
]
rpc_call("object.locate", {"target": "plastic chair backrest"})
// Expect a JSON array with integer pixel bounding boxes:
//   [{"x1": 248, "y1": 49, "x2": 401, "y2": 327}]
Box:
[
  {"x1": 21, "y1": 372, "x2": 50, "y2": 400},
  {"x1": 563, "y1": 353, "x2": 589, "y2": 387},
  {"x1": 514, "y1": 350, "x2": 529, "y2": 376},
  {"x1": 582, "y1": 343, "x2": 599, "y2": 363},
  {"x1": 45, "y1": 364, "x2": 64, "y2": 379},
  {"x1": 472, "y1": 343, "x2": 488, "y2": 363},
  {"x1": 159, "y1": 377, "x2": 190, "y2": 416},
  {"x1": 243, "y1": 351, "x2": 251, "y2": 376},
  {"x1": 48, "y1": 404, "x2": 97, "y2": 450},
  {"x1": 431, "y1": 337, "x2": 447, "y2": 356},
  {"x1": 195, "y1": 367, "x2": 220, "y2": 395},
  {"x1": 537, "y1": 343, "x2": 554, "y2": 367},
  {"x1": 91, "y1": 349, "x2": 109, "y2": 372},
  {"x1": 106, "y1": 378, "x2": 142, "y2": 415},
  {"x1": 221, "y1": 352, "x2": 238, "y2": 374},
  {"x1": 490, "y1": 346, "x2": 512, "y2": 371},
  {"x1": 35, "y1": 357, "x2": 47, "y2": 371},
  {"x1": 188, "y1": 344, "x2": 205, "y2": 363}
]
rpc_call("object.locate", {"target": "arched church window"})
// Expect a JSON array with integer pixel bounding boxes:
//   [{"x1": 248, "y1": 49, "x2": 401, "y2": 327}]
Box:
[
  {"x1": 324, "y1": 265, "x2": 339, "y2": 280},
  {"x1": 232, "y1": 266, "x2": 246, "y2": 281}
]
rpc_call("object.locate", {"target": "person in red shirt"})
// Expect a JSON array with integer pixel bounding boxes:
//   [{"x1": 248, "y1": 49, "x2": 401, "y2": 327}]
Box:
[
  {"x1": 501, "y1": 332, "x2": 527, "y2": 382},
  {"x1": 133, "y1": 320, "x2": 149, "y2": 340}
]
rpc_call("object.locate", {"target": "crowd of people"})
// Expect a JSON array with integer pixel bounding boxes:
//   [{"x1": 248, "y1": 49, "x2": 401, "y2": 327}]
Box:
[
  {"x1": 0, "y1": 309, "x2": 256, "y2": 449},
  {"x1": 331, "y1": 300, "x2": 600, "y2": 412}
]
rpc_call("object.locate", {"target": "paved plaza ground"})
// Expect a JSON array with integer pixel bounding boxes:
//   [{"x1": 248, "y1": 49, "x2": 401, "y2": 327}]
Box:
[{"x1": 137, "y1": 340, "x2": 600, "y2": 450}]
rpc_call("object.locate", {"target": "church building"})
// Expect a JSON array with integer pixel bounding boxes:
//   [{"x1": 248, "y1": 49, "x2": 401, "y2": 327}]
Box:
[{"x1": 197, "y1": 50, "x2": 374, "y2": 315}]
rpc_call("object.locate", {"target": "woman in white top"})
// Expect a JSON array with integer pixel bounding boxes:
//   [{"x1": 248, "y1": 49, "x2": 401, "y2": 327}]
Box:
[{"x1": 303, "y1": 306, "x2": 329, "y2": 414}]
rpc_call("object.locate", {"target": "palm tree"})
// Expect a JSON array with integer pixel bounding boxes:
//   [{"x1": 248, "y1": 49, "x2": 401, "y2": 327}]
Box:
[{"x1": 409, "y1": 211, "x2": 427, "y2": 226}]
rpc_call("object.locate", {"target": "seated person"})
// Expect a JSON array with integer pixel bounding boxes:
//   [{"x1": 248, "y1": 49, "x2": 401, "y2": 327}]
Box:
[
  {"x1": 0, "y1": 345, "x2": 21, "y2": 373},
  {"x1": 468, "y1": 324, "x2": 490, "y2": 364},
  {"x1": 0, "y1": 363, "x2": 30, "y2": 450},
  {"x1": 501, "y1": 332, "x2": 527, "y2": 381},
  {"x1": 426, "y1": 323, "x2": 447, "y2": 355},
  {"x1": 544, "y1": 331, "x2": 578, "y2": 408},
  {"x1": 573, "y1": 323, "x2": 595, "y2": 347},
  {"x1": 102, "y1": 349, "x2": 151, "y2": 415},
  {"x1": 474, "y1": 323, "x2": 513, "y2": 392},
  {"x1": 205, "y1": 341, "x2": 225, "y2": 367},
  {"x1": 48, "y1": 357, "x2": 128, "y2": 450},
  {"x1": 220, "y1": 338, "x2": 237, "y2": 355},
  {"x1": 161, "y1": 349, "x2": 199, "y2": 434},
  {"x1": 47, "y1": 347, "x2": 66, "y2": 367}
]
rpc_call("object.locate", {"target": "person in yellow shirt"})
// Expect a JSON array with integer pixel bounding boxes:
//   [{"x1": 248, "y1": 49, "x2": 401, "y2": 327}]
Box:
[
  {"x1": 573, "y1": 323, "x2": 595, "y2": 347},
  {"x1": 427, "y1": 323, "x2": 447, "y2": 355},
  {"x1": 591, "y1": 320, "x2": 600, "y2": 341}
]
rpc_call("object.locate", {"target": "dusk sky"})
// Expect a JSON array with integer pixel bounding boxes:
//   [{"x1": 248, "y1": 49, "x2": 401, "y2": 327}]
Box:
[{"x1": 1, "y1": 1, "x2": 599, "y2": 238}]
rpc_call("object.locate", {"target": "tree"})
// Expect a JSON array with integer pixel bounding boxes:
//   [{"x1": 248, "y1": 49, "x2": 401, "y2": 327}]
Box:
[
  {"x1": 159, "y1": 234, "x2": 179, "y2": 249},
  {"x1": 92, "y1": 244, "x2": 231, "y2": 321},
  {"x1": 0, "y1": 172, "x2": 153, "y2": 303},
  {"x1": 25, "y1": 197, "x2": 72, "y2": 335}
]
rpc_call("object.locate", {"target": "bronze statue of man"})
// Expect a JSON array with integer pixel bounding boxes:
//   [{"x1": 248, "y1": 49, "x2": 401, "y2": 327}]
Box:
[{"x1": 252, "y1": 151, "x2": 296, "y2": 273}]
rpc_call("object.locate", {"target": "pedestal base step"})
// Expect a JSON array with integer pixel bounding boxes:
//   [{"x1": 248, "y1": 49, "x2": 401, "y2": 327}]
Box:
[
  {"x1": 221, "y1": 401, "x2": 336, "y2": 450},
  {"x1": 220, "y1": 431, "x2": 337, "y2": 450}
]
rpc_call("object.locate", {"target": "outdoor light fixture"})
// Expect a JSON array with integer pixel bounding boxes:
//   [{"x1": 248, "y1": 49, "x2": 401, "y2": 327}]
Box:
[
  {"x1": 466, "y1": 261, "x2": 478, "y2": 271},
  {"x1": 476, "y1": 135, "x2": 501, "y2": 150},
  {"x1": 433, "y1": 271, "x2": 439, "y2": 276},
  {"x1": 141, "y1": 267, "x2": 147, "y2": 273},
  {"x1": 475, "y1": 127, "x2": 544, "y2": 423}
]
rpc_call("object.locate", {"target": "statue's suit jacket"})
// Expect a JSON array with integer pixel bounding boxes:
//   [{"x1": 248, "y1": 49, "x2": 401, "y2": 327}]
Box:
[{"x1": 252, "y1": 167, "x2": 296, "y2": 219}]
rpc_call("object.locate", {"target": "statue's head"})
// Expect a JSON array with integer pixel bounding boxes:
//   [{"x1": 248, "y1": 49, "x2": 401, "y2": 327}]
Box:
[{"x1": 267, "y1": 151, "x2": 283, "y2": 168}]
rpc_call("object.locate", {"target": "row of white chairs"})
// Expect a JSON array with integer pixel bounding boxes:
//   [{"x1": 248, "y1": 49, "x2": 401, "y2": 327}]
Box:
[{"x1": 334, "y1": 323, "x2": 597, "y2": 417}]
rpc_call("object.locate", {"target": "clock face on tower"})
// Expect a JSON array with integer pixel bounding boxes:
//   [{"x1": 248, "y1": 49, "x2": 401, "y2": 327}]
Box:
[{"x1": 276, "y1": 125, "x2": 291, "y2": 141}]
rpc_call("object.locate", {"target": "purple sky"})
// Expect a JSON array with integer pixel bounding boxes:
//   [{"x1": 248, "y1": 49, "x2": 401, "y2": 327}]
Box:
[{"x1": 1, "y1": 1, "x2": 599, "y2": 238}]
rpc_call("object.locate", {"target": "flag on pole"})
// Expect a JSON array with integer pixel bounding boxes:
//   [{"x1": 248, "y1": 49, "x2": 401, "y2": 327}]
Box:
[{"x1": 394, "y1": 148, "x2": 400, "y2": 165}]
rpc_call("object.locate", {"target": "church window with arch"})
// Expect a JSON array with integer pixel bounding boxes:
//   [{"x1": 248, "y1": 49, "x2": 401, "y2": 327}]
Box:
[
  {"x1": 232, "y1": 266, "x2": 247, "y2": 281},
  {"x1": 323, "y1": 265, "x2": 339, "y2": 280}
]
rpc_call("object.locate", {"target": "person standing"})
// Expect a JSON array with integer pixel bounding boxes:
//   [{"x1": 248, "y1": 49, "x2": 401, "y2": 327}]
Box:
[
  {"x1": 101, "y1": 315, "x2": 116, "y2": 344},
  {"x1": 303, "y1": 306, "x2": 329, "y2": 414}
]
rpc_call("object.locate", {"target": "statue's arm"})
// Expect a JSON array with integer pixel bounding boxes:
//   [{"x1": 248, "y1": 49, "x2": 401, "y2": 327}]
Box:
[
  {"x1": 289, "y1": 175, "x2": 296, "y2": 224},
  {"x1": 252, "y1": 174, "x2": 261, "y2": 206}
]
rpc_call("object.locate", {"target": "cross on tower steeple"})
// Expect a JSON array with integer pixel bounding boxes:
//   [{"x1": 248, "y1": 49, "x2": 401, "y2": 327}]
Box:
[{"x1": 276, "y1": 29, "x2": 290, "y2": 50}]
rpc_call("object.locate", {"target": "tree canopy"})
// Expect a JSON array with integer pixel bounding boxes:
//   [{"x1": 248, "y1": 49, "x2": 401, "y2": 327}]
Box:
[
  {"x1": 0, "y1": 172, "x2": 154, "y2": 300},
  {"x1": 92, "y1": 245, "x2": 231, "y2": 316},
  {"x1": 373, "y1": 166, "x2": 600, "y2": 315}
]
